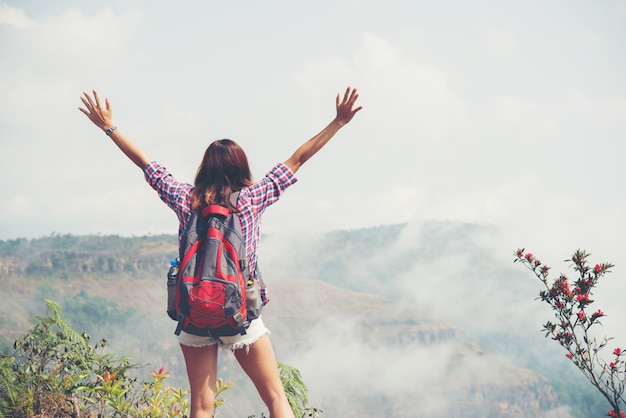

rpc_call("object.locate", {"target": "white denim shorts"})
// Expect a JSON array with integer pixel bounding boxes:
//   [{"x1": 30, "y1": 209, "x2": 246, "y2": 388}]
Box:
[{"x1": 177, "y1": 316, "x2": 270, "y2": 351}]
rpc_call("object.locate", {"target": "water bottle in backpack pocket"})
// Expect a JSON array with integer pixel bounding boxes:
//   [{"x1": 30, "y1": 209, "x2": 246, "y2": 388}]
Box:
[
  {"x1": 245, "y1": 273, "x2": 263, "y2": 322},
  {"x1": 166, "y1": 258, "x2": 179, "y2": 320}
]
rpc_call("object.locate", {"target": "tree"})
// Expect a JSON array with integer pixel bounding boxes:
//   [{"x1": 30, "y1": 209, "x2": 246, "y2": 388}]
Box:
[{"x1": 515, "y1": 248, "x2": 625, "y2": 417}]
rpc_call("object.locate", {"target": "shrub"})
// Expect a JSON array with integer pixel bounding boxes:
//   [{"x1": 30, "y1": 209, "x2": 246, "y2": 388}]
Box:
[{"x1": 515, "y1": 248, "x2": 625, "y2": 417}]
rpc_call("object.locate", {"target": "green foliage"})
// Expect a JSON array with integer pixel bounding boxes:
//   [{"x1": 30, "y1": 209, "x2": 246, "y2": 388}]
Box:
[
  {"x1": 0, "y1": 299, "x2": 190, "y2": 417},
  {"x1": 0, "y1": 233, "x2": 177, "y2": 280},
  {"x1": 0, "y1": 298, "x2": 318, "y2": 418},
  {"x1": 213, "y1": 377, "x2": 233, "y2": 413},
  {"x1": 3, "y1": 299, "x2": 136, "y2": 417},
  {"x1": 62, "y1": 289, "x2": 135, "y2": 331},
  {"x1": 0, "y1": 355, "x2": 17, "y2": 416},
  {"x1": 74, "y1": 367, "x2": 190, "y2": 418},
  {"x1": 278, "y1": 362, "x2": 323, "y2": 418},
  {"x1": 278, "y1": 362, "x2": 309, "y2": 415}
]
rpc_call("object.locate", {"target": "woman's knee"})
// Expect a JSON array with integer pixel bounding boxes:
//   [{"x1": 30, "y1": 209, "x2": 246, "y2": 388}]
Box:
[
  {"x1": 235, "y1": 337, "x2": 289, "y2": 403},
  {"x1": 187, "y1": 380, "x2": 216, "y2": 417}
]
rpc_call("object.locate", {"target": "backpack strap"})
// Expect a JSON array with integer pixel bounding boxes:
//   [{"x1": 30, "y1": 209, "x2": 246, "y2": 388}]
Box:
[
  {"x1": 227, "y1": 191, "x2": 247, "y2": 272},
  {"x1": 199, "y1": 191, "x2": 241, "y2": 219},
  {"x1": 202, "y1": 205, "x2": 229, "y2": 218},
  {"x1": 229, "y1": 191, "x2": 240, "y2": 208},
  {"x1": 174, "y1": 313, "x2": 185, "y2": 336}
]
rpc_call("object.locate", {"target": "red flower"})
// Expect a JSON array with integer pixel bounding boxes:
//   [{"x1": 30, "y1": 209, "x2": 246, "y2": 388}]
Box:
[
  {"x1": 96, "y1": 370, "x2": 118, "y2": 383},
  {"x1": 610, "y1": 362, "x2": 615, "y2": 369},
  {"x1": 595, "y1": 264, "x2": 602, "y2": 274},
  {"x1": 576, "y1": 294, "x2": 590, "y2": 303},
  {"x1": 591, "y1": 309, "x2": 604, "y2": 322},
  {"x1": 150, "y1": 366, "x2": 170, "y2": 379},
  {"x1": 525, "y1": 253, "x2": 534, "y2": 262},
  {"x1": 566, "y1": 352, "x2": 573, "y2": 359},
  {"x1": 577, "y1": 310, "x2": 585, "y2": 320},
  {"x1": 557, "y1": 280, "x2": 572, "y2": 297},
  {"x1": 614, "y1": 348, "x2": 622, "y2": 356}
]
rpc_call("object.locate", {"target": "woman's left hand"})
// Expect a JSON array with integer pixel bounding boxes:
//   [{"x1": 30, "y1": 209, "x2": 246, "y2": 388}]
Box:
[{"x1": 334, "y1": 87, "x2": 363, "y2": 127}]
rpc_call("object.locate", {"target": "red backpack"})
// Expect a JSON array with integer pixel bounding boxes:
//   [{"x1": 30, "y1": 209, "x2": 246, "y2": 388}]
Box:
[{"x1": 170, "y1": 192, "x2": 262, "y2": 337}]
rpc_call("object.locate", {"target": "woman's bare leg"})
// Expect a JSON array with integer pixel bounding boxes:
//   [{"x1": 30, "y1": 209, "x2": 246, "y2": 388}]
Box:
[
  {"x1": 234, "y1": 334, "x2": 295, "y2": 418},
  {"x1": 180, "y1": 343, "x2": 219, "y2": 418}
]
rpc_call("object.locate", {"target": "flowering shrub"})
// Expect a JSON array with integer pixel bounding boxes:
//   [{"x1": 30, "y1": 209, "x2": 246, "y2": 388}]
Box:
[
  {"x1": 0, "y1": 299, "x2": 319, "y2": 417},
  {"x1": 515, "y1": 248, "x2": 625, "y2": 417},
  {"x1": 0, "y1": 299, "x2": 191, "y2": 417}
]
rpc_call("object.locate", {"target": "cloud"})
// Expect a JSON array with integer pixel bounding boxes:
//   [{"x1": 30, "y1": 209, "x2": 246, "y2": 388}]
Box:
[
  {"x1": 0, "y1": 2, "x2": 34, "y2": 28},
  {"x1": 285, "y1": 316, "x2": 461, "y2": 415},
  {"x1": 295, "y1": 32, "x2": 467, "y2": 140}
]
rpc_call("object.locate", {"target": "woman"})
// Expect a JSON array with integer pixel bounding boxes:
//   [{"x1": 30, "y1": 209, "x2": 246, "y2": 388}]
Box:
[{"x1": 78, "y1": 87, "x2": 362, "y2": 418}]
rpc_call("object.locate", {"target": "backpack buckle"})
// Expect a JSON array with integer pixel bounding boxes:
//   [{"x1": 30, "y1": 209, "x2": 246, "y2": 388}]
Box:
[{"x1": 232, "y1": 312, "x2": 247, "y2": 335}]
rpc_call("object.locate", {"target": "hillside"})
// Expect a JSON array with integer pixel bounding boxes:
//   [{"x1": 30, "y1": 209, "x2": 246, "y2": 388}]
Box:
[
  {"x1": 265, "y1": 279, "x2": 565, "y2": 417},
  {"x1": 0, "y1": 228, "x2": 594, "y2": 417}
]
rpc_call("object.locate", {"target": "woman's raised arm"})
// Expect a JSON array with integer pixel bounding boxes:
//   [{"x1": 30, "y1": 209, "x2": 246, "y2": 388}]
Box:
[
  {"x1": 284, "y1": 86, "x2": 362, "y2": 173},
  {"x1": 78, "y1": 90, "x2": 150, "y2": 170}
]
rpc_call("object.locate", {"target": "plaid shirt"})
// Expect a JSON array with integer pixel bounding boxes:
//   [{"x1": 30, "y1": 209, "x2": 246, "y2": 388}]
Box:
[{"x1": 144, "y1": 161, "x2": 297, "y2": 305}]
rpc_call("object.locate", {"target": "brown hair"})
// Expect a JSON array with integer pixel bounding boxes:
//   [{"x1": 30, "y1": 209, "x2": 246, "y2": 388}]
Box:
[{"x1": 190, "y1": 139, "x2": 253, "y2": 210}]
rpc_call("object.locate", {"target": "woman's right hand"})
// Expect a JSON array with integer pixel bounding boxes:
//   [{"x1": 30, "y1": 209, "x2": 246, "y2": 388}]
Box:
[
  {"x1": 78, "y1": 90, "x2": 115, "y2": 132},
  {"x1": 284, "y1": 86, "x2": 363, "y2": 173}
]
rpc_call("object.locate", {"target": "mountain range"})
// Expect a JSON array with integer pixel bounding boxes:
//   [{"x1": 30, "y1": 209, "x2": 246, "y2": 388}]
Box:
[{"x1": 0, "y1": 222, "x2": 608, "y2": 417}]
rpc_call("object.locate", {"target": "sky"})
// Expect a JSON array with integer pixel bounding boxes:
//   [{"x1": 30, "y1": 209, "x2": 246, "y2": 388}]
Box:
[
  {"x1": 3, "y1": 0, "x2": 625, "y2": 294},
  {"x1": 0, "y1": 0, "x2": 624, "y2": 240},
  {"x1": 1, "y1": 1, "x2": 625, "y2": 413},
  {"x1": 0, "y1": 0, "x2": 624, "y2": 244}
]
